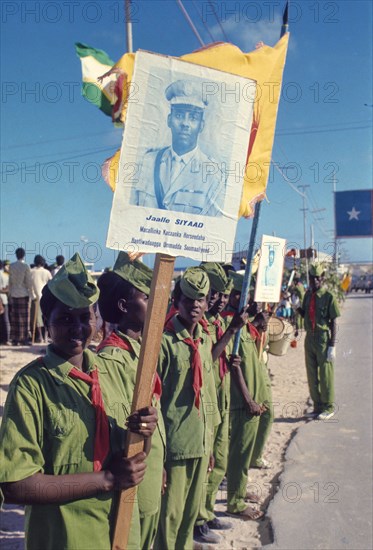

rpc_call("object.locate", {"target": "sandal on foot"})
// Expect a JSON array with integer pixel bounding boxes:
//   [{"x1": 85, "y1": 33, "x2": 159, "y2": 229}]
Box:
[
  {"x1": 228, "y1": 506, "x2": 264, "y2": 521},
  {"x1": 245, "y1": 492, "x2": 261, "y2": 504},
  {"x1": 251, "y1": 458, "x2": 272, "y2": 470}
]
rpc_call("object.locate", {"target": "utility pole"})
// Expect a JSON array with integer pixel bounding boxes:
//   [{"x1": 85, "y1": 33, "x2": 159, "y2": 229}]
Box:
[
  {"x1": 332, "y1": 174, "x2": 338, "y2": 267},
  {"x1": 298, "y1": 184, "x2": 310, "y2": 285}
]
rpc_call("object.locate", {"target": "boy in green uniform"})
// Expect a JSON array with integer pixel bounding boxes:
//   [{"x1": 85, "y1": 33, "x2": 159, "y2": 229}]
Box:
[
  {"x1": 194, "y1": 263, "x2": 250, "y2": 543},
  {"x1": 96, "y1": 251, "x2": 165, "y2": 550},
  {"x1": 224, "y1": 271, "x2": 270, "y2": 520},
  {"x1": 0, "y1": 253, "x2": 157, "y2": 550},
  {"x1": 155, "y1": 267, "x2": 220, "y2": 550},
  {"x1": 298, "y1": 263, "x2": 340, "y2": 420}
]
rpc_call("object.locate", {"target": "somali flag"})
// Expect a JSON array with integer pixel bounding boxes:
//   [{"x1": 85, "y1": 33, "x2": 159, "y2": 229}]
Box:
[
  {"x1": 75, "y1": 43, "x2": 115, "y2": 116},
  {"x1": 335, "y1": 190, "x2": 373, "y2": 238}
]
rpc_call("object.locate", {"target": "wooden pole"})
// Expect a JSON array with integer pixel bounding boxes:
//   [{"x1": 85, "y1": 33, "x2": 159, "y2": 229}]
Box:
[
  {"x1": 112, "y1": 253, "x2": 175, "y2": 550},
  {"x1": 32, "y1": 299, "x2": 39, "y2": 344},
  {"x1": 257, "y1": 302, "x2": 267, "y2": 359}
]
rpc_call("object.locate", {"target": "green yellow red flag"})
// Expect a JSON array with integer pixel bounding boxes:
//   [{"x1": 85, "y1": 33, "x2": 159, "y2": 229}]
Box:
[{"x1": 100, "y1": 35, "x2": 289, "y2": 218}]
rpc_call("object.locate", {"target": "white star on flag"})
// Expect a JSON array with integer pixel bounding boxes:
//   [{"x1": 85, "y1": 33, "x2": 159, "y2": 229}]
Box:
[{"x1": 347, "y1": 207, "x2": 360, "y2": 220}]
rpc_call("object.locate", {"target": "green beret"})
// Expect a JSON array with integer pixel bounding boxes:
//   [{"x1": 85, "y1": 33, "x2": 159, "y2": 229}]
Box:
[
  {"x1": 113, "y1": 252, "x2": 153, "y2": 295},
  {"x1": 200, "y1": 262, "x2": 228, "y2": 293},
  {"x1": 48, "y1": 253, "x2": 99, "y2": 308},
  {"x1": 309, "y1": 263, "x2": 325, "y2": 277},
  {"x1": 180, "y1": 267, "x2": 210, "y2": 299},
  {"x1": 165, "y1": 79, "x2": 208, "y2": 109}
]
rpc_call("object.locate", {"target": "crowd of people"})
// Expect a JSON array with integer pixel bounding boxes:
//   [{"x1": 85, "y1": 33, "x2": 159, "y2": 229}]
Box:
[
  {"x1": 0, "y1": 251, "x2": 340, "y2": 549},
  {"x1": 0, "y1": 249, "x2": 65, "y2": 345}
]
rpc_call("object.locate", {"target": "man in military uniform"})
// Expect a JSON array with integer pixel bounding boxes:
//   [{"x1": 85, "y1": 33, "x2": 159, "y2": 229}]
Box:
[
  {"x1": 131, "y1": 79, "x2": 226, "y2": 217},
  {"x1": 298, "y1": 263, "x2": 340, "y2": 421}
]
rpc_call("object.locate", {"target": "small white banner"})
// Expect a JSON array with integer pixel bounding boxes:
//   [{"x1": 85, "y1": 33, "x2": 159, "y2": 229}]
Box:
[
  {"x1": 107, "y1": 50, "x2": 256, "y2": 261},
  {"x1": 254, "y1": 235, "x2": 287, "y2": 303}
]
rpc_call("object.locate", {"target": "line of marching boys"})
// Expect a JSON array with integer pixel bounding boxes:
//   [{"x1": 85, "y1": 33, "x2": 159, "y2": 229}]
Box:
[{"x1": 0, "y1": 252, "x2": 274, "y2": 550}]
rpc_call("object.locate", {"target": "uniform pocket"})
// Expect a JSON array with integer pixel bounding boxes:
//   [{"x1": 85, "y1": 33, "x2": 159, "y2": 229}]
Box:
[{"x1": 43, "y1": 405, "x2": 83, "y2": 471}]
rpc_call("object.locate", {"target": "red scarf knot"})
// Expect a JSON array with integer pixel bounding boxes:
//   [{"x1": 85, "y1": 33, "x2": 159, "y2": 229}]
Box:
[{"x1": 165, "y1": 318, "x2": 203, "y2": 409}]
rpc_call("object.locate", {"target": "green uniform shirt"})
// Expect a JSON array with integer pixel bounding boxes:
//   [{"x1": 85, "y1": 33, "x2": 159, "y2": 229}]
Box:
[
  {"x1": 302, "y1": 288, "x2": 340, "y2": 332},
  {"x1": 0, "y1": 347, "x2": 135, "y2": 550},
  {"x1": 205, "y1": 312, "x2": 231, "y2": 412},
  {"x1": 98, "y1": 331, "x2": 166, "y2": 517},
  {"x1": 230, "y1": 326, "x2": 270, "y2": 410},
  {"x1": 158, "y1": 316, "x2": 220, "y2": 461},
  {"x1": 294, "y1": 282, "x2": 305, "y2": 301}
]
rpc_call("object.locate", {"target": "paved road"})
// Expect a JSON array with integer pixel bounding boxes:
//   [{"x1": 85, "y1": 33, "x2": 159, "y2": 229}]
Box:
[{"x1": 264, "y1": 293, "x2": 373, "y2": 550}]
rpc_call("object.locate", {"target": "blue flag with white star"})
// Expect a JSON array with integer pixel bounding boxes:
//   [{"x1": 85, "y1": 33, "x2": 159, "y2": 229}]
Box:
[{"x1": 335, "y1": 190, "x2": 373, "y2": 238}]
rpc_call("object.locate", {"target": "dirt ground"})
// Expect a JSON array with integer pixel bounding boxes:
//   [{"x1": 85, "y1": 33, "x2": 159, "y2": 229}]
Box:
[{"x1": 0, "y1": 333, "x2": 310, "y2": 550}]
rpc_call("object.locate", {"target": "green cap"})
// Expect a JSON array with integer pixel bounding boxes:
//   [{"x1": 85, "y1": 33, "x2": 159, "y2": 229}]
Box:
[
  {"x1": 224, "y1": 278, "x2": 234, "y2": 294},
  {"x1": 229, "y1": 270, "x2": 244, "y2": 292},
  {"x1": 48, "y1": 253, "x2": 99, "y2": 308},
  {"x1": 228, "y1": 271, "x2": 255, "y2": 295},
  {"x1": 180, "y1": 267, "x2": 210, "y2": 299},
  {"x1": 113, "y1": 252, "x2": 153, "y2": 294},
  {"x1": 200, "y1": 262, "x2": 228, "y2": 293},
  {"x1": 309, "y1": 263, "x2": 325, "y2": 277}
]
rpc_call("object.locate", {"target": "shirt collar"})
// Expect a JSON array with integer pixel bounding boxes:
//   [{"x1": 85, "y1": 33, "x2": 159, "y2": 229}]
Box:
[
  {"x1": 42, "y1": 346, "x2": 107, "y2": 384},
  {"x1": 311, "y1": 287, "x2": 327, "y2": 297},
  {"x1": 172, "y1": 314, "x2": 206, "y2": 342},
  {"x1": 205, "y1": 311, "x2": 221, "y2": 323},
  {"x1": 170, "y1": 146, "x2": 197, "y2": 165},
  {"x1": 116, "y1": 329, "x2": 142, "y2": 358}
]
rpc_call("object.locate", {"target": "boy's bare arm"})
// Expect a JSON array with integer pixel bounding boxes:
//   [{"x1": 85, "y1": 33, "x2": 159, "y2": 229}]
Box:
[
  {"x1": 1, "y1": 451, "x2": 147, "y2": 505},
  {"x1": 212, "y1": 309, "x2": 248, "y2": 362},
  {"x1": 229, "y1": 355, "x2": 263, "y2": 416}
]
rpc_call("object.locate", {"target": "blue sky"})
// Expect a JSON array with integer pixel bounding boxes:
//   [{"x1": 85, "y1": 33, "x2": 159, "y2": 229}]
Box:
[{"x1": 1, "y1": 0, "x2": 372, "y2": 270}]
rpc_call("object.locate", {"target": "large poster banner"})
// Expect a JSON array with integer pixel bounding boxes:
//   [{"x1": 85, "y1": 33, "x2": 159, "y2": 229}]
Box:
[
  {"x1": 107, "y1": 51, "x2": 256, "y2": 261},
  {"x1": 254, "y1": 235, "x2": 286, "y2": 303}
]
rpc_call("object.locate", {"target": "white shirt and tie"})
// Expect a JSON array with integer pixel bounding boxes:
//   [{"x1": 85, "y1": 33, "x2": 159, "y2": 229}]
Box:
[{"x1": 160, "y1": 147, "x2": 196, "y2": 207}]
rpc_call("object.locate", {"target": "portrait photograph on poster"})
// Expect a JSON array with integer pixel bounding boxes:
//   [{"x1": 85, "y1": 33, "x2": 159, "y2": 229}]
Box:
[
  {"x1": 254, "y1": 235, "x2": 287, "y2": 303},
  {"x1": 107, "y1": 50, "x2": 257, "y2": 261}
]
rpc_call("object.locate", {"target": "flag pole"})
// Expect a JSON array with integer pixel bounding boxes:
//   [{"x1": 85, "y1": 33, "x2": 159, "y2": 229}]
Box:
[
  {"x1": 232, "y1": 1, "x2": 289, "y2": 355},
  {"x1": 125, "y1": 0, "x2": 133, "y2": 53}
]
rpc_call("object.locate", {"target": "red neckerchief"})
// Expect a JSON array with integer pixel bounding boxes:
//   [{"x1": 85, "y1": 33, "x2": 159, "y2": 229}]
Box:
[
  {"x1": 165, "y1": 303, "x2": 178, "y2": 325},
  {"x1": 211, "y1": 317, "x2": 228, "y2": 380},
  {"x1": 69, "y1": 366, "x2": 109, "y2": 472},
  {"x1": 97, "y1": 332, "x2": 162, "y2": 400},
  {"x1": 165, "y1": 316, "x2": 203, "y2": 409},
  {"x1": 221, "y1": 311, "x2": 261, "y2": 342},
  {"x1": 309, "y1": 292, "x2": 316, "y2": 331}
]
